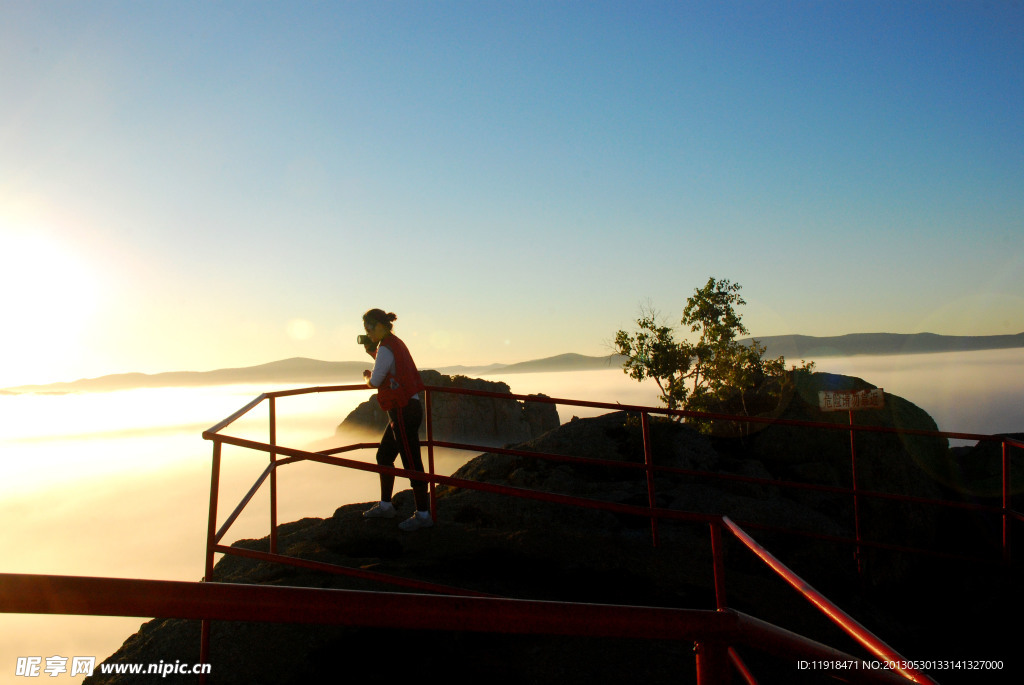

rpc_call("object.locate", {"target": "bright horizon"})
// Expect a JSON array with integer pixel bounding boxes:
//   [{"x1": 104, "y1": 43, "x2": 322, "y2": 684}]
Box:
[
  {"x1": 5, "y1": 331, "x2": 1024, "y2": 392},
  {"x1": 2, "y1": 1, "x2": 1022, "y2": 388}
]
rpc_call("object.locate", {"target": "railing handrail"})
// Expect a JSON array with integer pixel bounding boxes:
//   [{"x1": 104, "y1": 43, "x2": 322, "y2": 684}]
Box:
[
  {"x1": 209, "y1": 429, "x2": 722, "y2": 527},
  {"x1": 721, "y1": 517, "x2": 936, "y2": 684},
  {"x1": 0, "y1": 569, "x2": 915, "y2": 685},
  {"x1": 196, "y1": 381, "x2": 1016, "y2": 682},
  {"x1": 203, "y1": 382, "x2": 1018, "y2": 444},
  {"x1": 211, "y1": 425, "x2": 1012, "y2": 553},
  {"x1": 204, "y1": 384, "x2": 1019, "y2": 562},
  {"x1": 416, "y1": 383, "x2": 1012, "y2": 443},
  {"x1": 0, "y1": 571, "x2": 735, "y2": 637},
  {"x1": 202, "y1": 381, "x2": 1019, "y2": 575}
]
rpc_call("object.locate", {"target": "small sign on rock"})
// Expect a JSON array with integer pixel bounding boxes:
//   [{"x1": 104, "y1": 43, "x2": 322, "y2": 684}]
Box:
[{"x1": 818, "y1": 388, "x2": 885, "y2": 412}]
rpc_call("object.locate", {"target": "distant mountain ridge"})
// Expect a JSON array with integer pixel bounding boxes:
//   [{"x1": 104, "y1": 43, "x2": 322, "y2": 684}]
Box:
[
  {"x1": 465, "y1": 352, "x2": 626, "y2": 375},
  {"x1": 1, "y1": 358, "x2": 370, "y2": 395},
  {"x1": 1, "y1": 354, "x2": 626, "y2": 394},
  {"x1": 3, "y1": 332, "x2": 1020, "y2": 394},
  {"x1": 743, "y1": 332, "x2": 1024, "y2": 359}
]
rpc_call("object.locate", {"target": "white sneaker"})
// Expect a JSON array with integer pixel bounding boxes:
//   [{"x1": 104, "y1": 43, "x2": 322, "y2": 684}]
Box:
[
  {"x1": 398, "y1": 512, "x2": 433, "y2": 531},
  {"x1": 363, "y1": 502, "x2": 396, "y2": 519}
]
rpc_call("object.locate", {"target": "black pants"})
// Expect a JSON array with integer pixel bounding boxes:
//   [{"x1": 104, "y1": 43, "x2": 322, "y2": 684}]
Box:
[{"x1": 376, "y1": 398, "x2": 428, "y2": 511}]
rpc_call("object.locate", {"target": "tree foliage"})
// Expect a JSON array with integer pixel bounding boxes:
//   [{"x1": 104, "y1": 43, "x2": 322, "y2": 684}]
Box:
[{"x1": 615, "y1": 277, "x2": 813, "y2": 427}]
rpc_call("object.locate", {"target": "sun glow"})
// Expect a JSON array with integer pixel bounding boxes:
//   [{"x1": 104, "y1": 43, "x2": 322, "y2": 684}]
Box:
[{"x1": 0, "y1": 226, "x2": 101, "y2": 386}]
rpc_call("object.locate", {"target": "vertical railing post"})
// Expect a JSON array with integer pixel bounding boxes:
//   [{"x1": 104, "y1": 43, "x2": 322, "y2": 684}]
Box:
[
  {"x1": 269, "y1": 396, "x2": 278, "y2": 555},
  {"x1": 204, "y1": 440, "x2": 221, "y2": 580},
  {"x1": 425, "y1": 388, "x2": 437, "y2": 520},
  {"x1": 1003, "y1": 439, "x2": 1011, "y2": 567},
  {"x1": 694, "y1": 640, "x2": 731, "y2": 684},
  {"x1": 200, "y1": 439, "x2": 222, "y2": 680},
  {"x1": 709, "y1": 521, "x2": 727, "y2": 610},
  {"x1": 849, "y1": 410, "x2": 863, "y2": 579},
  {"x1": 641, "y1": 411, "x2": 659, "y2": 547}
]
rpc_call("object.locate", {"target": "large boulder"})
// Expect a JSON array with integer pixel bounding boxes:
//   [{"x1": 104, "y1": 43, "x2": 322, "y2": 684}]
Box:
[
  {"x1": 732, "y1": 371, "x2": 950, "y2": 585},
  {"x1": 337, "y1": 370, "x2": 559, "y2": 445},
  {"x1": 950, "y1": 432, "x2": 1024, "y2": 499},
  {"x1": 943, "y1": 433, "x2": 1024, "y2": 559},
  {"x1": 441, "y1": 411, "x2": 851, "y2": 580}
]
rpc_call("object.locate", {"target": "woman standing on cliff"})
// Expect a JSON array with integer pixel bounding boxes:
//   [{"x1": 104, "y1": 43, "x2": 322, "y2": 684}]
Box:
[{"x1": 360, "y1": 309, "x2": 433, "y2": 531}]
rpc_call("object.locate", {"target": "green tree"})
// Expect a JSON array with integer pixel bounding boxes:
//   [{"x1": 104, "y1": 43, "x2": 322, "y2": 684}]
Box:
[{"x1": 615, "y1": 277, "x2": 812, "y2": 429}]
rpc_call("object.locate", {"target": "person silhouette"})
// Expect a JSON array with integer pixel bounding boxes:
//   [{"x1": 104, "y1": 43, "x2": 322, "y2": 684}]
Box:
[{"x1": 359, "y1": 309, "x2": 432, "y2": 531}]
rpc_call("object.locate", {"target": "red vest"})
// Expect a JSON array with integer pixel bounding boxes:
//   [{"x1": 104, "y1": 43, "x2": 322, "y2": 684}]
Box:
[{"x1": 374, "y1": 334, "x2": 425, "y2": 410}]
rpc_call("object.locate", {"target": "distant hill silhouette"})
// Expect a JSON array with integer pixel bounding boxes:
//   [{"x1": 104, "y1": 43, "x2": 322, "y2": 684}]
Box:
[
  {"x1": 1, "y1": 358, "x2": 369, "y2": 394},
  {"x1": 3, "y1": 333, "x2": 1020, "y2": 394},
  {"x1": 743, "y1": 332, "x2": 1024, "y2": 358},
  {"x1": 477, "y1": 352, "x2": 626, "y2": 374},
  {"x1": 1, "y1": 354, "x2": 628, "y2": 394}
]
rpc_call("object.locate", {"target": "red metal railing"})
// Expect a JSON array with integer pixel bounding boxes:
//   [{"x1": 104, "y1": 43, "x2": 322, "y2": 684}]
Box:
[
  {"x1": 1, "y1": 383, "x2": 1016, "y2": 682},
  {"x1": 722, "y1": 517, "x2": 932, "y2": 683},
  {"x1": 203, "y1": 384, "x2": 1020, "y2": 572},
  {"x1": 193, "y1": 383, "x2": 1020, "y2": 682},
  {"x1": 0, "y1": 568, "x2": 918, "y2": 685}
]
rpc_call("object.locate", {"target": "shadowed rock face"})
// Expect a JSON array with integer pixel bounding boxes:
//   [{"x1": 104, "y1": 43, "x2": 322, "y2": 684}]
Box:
[
  {"x1": 730, "y1": 372, "x2": 951, "y2": 586},
  {"x1": 338, "y1": 370, "x2": 560, "y2": 446},
  {"x1": 86, "y1": 376, "x2": 1019, "y2": 684},
  {"x1": 951, "y1": 432, "x2": 1024, "y2": 498}
]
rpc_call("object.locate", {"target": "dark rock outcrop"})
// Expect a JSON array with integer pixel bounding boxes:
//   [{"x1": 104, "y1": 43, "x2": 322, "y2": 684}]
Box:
[
  {"x1": 950, "y1": 432, "x2": 1024, "y2": 498},
  {"x1": 722, "y1": 371, "x2": 951, "y2": 585},
  {"x1": 941, "y1": 433, "x2": 1024, "y2": 560},
  {"x1": 338, "y1": 370, "x2": 559, "y2": 445}
]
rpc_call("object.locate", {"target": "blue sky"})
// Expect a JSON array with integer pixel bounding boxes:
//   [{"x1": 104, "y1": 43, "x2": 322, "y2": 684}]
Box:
[{"x1": 1, "y1": 1, "x2": 1021, "y2": 385}]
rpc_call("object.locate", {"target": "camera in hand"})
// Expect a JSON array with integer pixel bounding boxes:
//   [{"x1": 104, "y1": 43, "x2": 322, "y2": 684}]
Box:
[{"x1": 357, "y1": 334, "x2": 372, "y2": 345}]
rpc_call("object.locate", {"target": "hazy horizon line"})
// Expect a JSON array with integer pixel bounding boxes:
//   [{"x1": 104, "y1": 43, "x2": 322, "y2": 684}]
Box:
[{"x1": 4, "y1": 330, "x2": 1024, "y2": 395}]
